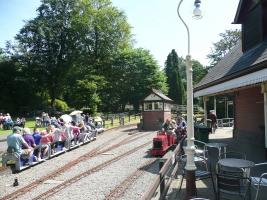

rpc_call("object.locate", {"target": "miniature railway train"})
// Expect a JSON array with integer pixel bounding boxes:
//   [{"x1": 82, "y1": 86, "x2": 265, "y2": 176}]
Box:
[
  {"x1": 150, "y1": 129, "x2": 186, "y2": 157},
  {"x1": 150, "y1": 131, "x2": 178, "y2": 156},
  {"x1": 2, "y1": 128, "x2": 104, "y2": 173}
]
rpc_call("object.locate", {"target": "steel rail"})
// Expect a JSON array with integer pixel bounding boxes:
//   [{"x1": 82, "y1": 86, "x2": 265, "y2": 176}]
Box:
[{"x1": 104, "y1": 158, "x2": 158, "y2": 200}]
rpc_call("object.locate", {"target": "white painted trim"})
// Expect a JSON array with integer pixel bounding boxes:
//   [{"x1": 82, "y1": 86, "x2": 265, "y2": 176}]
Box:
[{"x1": 194, "y1": 68, "x2": 267, "y2": 97}]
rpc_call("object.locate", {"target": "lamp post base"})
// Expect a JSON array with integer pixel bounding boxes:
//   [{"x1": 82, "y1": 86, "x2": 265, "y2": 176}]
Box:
[{"x1": 185, "y1": 170, "x2": 197, "y2": 200}]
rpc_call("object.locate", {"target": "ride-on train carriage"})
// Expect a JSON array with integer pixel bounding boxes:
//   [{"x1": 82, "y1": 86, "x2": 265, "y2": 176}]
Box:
[
  {"x1": 2, "y1": 129, "x2": 96, "y2": 173},
  {"x1": 150, "y1": 131, "x2": 178, "y2": 156}
]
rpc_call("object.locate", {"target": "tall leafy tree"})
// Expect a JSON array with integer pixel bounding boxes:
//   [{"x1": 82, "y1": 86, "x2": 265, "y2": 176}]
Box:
[
  {"x1": 192, "y1": 60, "x2": 208, "y2": 85},
  {"x1": 13, "y1": 0, "x2": 132, "y2": 113},
  {"x1": 104, "y1": 48, "x2": 167, "y2": 112},
  {"x1": 14, "y1": 0, "x2": 79, "y2": 111},
  {"x1": 207, "y1": 29, "x2": 241, "y2": 67},
  {"x1": 71, "y1": 0, "x2": 132, "y2": 112},
  {"x1": 178, "y1": 59, "x2": 207, "y2": 85},
  {"x1": 72, "y1": 0, "x2": 132, "y2": 74},
  {"x1": 164, "y1": 49, "x2": 185, "y2": 105}
]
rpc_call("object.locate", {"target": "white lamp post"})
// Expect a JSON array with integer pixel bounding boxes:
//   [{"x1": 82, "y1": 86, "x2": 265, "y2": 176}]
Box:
[{"x1": 177, "y1": 0, "x2": 202, "y2": 199}]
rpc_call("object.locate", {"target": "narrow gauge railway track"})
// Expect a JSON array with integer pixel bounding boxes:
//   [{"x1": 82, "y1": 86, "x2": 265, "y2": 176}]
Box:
[
  {"x1": 104, "y1": 158, "x2": 158, "y2": 200},
  {"x1": 1, "y1": 130, "x2": 151, "y2": 200},
  {"x1": 32, "y1": 141, "x2": 151, "y2": 200}
]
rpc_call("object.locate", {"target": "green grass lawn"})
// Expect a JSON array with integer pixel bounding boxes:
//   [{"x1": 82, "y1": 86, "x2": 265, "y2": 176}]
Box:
[
  {"x1": 103, "y1": 115, "x2": 140, "y2": 129},
  {"x1": 0, "y1": 119, "x2": 41, "y2": 135}
]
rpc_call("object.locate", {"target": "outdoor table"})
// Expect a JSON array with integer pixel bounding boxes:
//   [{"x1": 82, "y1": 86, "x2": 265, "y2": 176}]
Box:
[
  {"x1": 206, "y1": 142, "x2": 227, "y2": 158},
  {"x1": 218, "y1": 158, "x2": 255, "y2": 177}
]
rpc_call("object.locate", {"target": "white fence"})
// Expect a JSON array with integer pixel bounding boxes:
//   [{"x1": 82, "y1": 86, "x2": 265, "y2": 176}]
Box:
[
  {"x1": 172, "y1": 105, "x2": 201, "y2": 113},
  {"x1": 216, "y1": 118, "x2": 234, "y2": 128}
]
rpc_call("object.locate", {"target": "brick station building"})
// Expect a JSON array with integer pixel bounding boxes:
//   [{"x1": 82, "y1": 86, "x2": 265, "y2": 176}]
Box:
[{"x1": 194, "y1": 0, "x2": 267, "y2": 159}]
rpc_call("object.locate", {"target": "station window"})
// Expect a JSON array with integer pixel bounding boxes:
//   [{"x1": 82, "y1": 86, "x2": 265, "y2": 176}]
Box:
[
  {"x1": 154, "y1": 102, "x2": 163, "y2": 110},
  {"x1": 144, "y1": 102, "x2": 163, "y2": 111},
  {"x1": 144, "y1": 102, "x2": 153, "y2": 111}
]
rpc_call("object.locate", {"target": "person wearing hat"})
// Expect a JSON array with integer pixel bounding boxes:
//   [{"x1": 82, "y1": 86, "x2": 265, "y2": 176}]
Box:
[{"x1": 6, "y1": 126, "x2": 33, "y2": 157}]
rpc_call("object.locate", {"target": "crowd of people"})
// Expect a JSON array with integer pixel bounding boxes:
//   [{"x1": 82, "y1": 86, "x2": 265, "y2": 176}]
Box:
[
  {"x1": 6, "y1": 115, "x2": 98, "y2": 164},
  {"x1": 0, "y1": 113, "x2": 26, "y2": 130}
]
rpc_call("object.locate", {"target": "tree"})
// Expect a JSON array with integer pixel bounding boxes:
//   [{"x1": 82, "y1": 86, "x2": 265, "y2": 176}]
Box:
[
  {"x1": 0, "y1": 59, "x2": 43, "y2": 114},
  {"x1": 192, "y1": 60, "x2": 208, "y2": 85},
  {"x1": 103, "y1": 48, "x2": 167, "y2": 112},
  {"x1": 178, "y1": 59, "x2": 207, "y2": 85},
  {"x1": 14, "y1": 0, "x2": 79, "y2": 112},
  {"x1": 207, "y1": 29, "x2": 241, "y2": 67},
  {"x1": 71, "y1": 0, "x2": 132, "y2": 75},
  {"x1": 164, "y1": 49, "x2": 185, "y2": 105},
  {"x1": 13, "y1": 0, "x2": 132, "y2": 113}
]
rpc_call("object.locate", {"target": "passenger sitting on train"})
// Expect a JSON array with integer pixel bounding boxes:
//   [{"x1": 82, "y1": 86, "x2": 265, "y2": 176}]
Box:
[
  {"x1": 87, "y1": 119, "x2": 97, "y2": 138},
  {"x1": 71, "y1": 121, "x2": 80, "y2": 145},
  {"x1": 33, "y1": 128, "x2": 42, "y2": 145},
  {"x1": 40, "y1": 126, "x2": 53, "y2": 154},
  {"x1": 176, "y1": 116, "x2": 187, "y2": 130},
  {"x1": 51, "y1": 125, "x2": 67, "y2": 151},
  {"x1": 62, "y1": 121, "x2": 74, "y2": 141},
  {"x1": 162, "y1": 118, "x2": 176, "y2": 134},
  {"x1": 175, "y1": 116, "x2": 187, "y2": 140},
  {"x1": 22, "y1": 128, "x2": 36, "y2": 148},
  {"x1": 6, "y1": 126, "x2": 33, "y2": 158},
  {"x1": 22, "y1": 128, "x2": 38, "y2": 161},
  {"x1": 33, "y1": 128, "x2": 48, "y2": 160},
  {"x1": 78, "y1": 121, "x2": 93, "y2": 141},
  {"x1": 78, "y1": 121, "x2": 86, "y2": 139}
]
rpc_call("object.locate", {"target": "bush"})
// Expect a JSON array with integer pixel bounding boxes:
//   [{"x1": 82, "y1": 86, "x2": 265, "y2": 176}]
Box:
[{"x1": 54, "y1": 99, "x2": 69, "y2": 112}]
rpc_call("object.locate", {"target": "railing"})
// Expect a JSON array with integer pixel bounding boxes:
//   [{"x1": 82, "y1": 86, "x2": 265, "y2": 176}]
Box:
[
  {"x1": 172, "y1": 105, "x2": 201, "y2": 113},
  {"x1": 142, "y1": 143, "x2": 181, "y2": 200},
  {"x1": 216, "y1": 118, "x2": 234, "y2": 128},
  {"x1": 101, "y1": 113, "x2": 141, "y2": 128}
]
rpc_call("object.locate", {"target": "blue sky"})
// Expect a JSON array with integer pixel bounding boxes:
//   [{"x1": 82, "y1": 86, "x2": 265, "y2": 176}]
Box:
[{"x1": 0, "y1": 0, "x2": 240, "y2": 67}]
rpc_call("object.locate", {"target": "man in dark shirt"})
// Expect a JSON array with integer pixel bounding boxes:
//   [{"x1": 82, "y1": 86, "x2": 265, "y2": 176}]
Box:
[{"x1": 208, "y1": 110, "x2": 217, "y2": 133}]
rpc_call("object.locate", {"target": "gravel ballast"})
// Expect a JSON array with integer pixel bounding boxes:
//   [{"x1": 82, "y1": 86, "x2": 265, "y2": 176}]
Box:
[{"x1": 0, "y1": 126, "x2": 163, "y2": 200}]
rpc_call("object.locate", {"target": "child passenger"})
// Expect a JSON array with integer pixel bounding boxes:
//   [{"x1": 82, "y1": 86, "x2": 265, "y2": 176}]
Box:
[
  {"x1": 71, "y1": 121, "x2": 80, "y2": 144},
  {"x1": 40, "y1": 126, "x2": 53, "y2": 155},
  {"x1": 51, "y1": 125, "x2": 66, "y2": 151}
]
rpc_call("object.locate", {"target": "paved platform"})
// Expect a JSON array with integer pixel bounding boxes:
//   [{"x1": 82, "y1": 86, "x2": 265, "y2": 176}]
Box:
[{"x1": 166, "y1": 127, "x2": 267, "y2": 200}]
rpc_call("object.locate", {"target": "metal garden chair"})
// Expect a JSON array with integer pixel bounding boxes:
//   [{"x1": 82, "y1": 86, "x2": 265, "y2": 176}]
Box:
[
  {"x1": 216, "y1": 172, "x2": 251, "y2": 200},
  {"x1": 178, "y1": 155, "x2": 216, "y2": 198},
  {"x1": 250, "y1": 162, "x2": 267, "y2": 200}
]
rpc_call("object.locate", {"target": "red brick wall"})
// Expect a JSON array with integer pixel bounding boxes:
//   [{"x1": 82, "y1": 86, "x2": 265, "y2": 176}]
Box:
[
  {"x1": 142, "y1": 111, "x2": 172, "y2": 131},
  {"x1": 235, "y1": 86, "x2": 264, "y2": 144}
]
